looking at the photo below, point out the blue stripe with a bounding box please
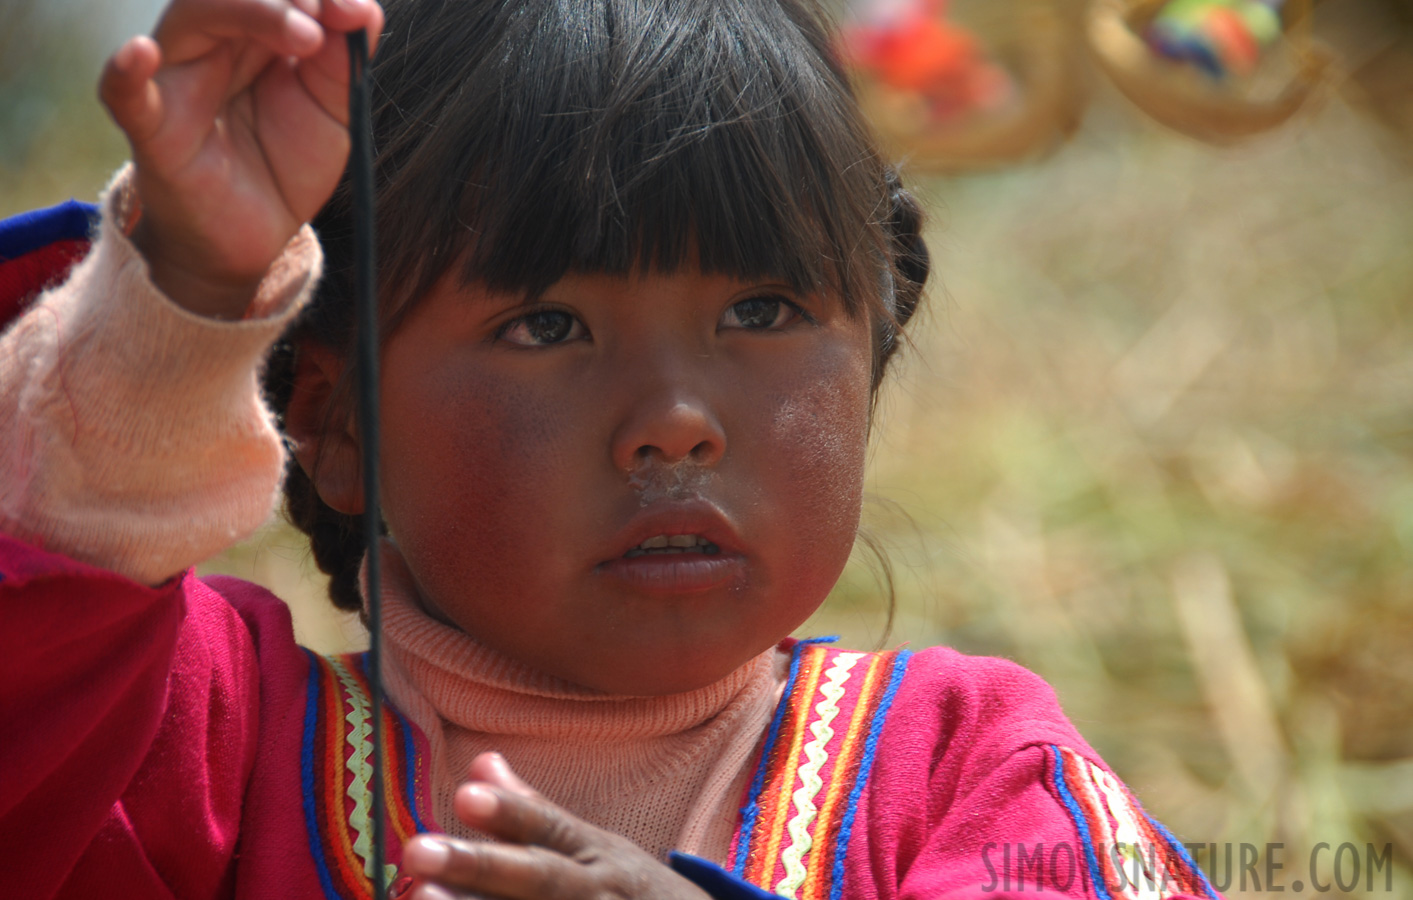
[827,649,911,900]
[301,650,343,900]
[1148,814,1219,900]
[1048,745,1114,900]
[397,711,429,834]
[731,637,834,876]
[352,651,430,836]
[671,852,787,900]
[0,200,96,261]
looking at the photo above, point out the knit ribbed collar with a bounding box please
[375,541,777,743]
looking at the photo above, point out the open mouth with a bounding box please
[622,534,721,558]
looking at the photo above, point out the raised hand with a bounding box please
[399,753,714,900]
[98,0,384,318]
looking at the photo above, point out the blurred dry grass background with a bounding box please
[4,0,1411,895]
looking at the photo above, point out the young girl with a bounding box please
[0,1,1220,899]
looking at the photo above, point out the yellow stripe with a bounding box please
[321,660,365,889]
[327,656,378,880]
[776,652,863,898]
[758,645,829,883]
[799,653,885,900]
[1090,761,1174,900]
[327,656,399,890]
[1066,751,1129,900]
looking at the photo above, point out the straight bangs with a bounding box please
[360,0,893,323]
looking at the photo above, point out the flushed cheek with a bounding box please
[379,365,587,614]
[753,348,872,601]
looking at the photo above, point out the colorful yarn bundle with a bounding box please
[1145,0,1286,78]
[843,0,1013,121]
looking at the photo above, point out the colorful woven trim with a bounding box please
[302,650,435,900]
[1047,745,1218,900]
[0,200,96,331]
[729,640,912,900]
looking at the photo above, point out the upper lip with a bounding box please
[604,499,744,561]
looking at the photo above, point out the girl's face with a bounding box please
[377,264,875,695]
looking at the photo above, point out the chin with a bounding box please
[557,643,769,697]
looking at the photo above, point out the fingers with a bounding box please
[466,752,540,799]
[318,0,386,55]
[290,0,385,127]
[455,782,589,855]
[142,0,385,126]
[154,0,325,62]
[404,835,580,900]
[100,36,166,145]
[152,0,383,65]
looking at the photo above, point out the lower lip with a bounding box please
[595,552,746,594]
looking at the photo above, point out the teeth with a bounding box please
[624,534,721,558]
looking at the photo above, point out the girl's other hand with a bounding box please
[98,0,384,318]
[400,753,713,900]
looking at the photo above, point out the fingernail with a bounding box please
[463,784,498,818]
[419,886,456,900]
[407,837,449,875]
[283,9,323,51]
[389,874,415,899]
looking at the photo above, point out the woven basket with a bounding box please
[856,3,1084,172]
[1086,0,1335,142]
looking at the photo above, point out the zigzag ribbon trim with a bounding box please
[327,656,398,889]
[731,644,912,900]
[1048,745,1218,900]
[776,652,863,898]
[326,656,379,881]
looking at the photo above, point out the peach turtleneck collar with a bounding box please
[370,541,788,861]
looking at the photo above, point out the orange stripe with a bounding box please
[318,659,369,898]
[346,656,419,852]
[744,646,821,886]
[311,661,357,899]
[799,652,885,900]
[753,644,829,888]
[326,662,373,897]
[1134,801,1199,895]
[1066,753,1123,897]
[382,712,417,844]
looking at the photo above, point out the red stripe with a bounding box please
[803,651,894,900]
[381,711,418,844]
[313,659,367,899]
[1135,807,1204,895]
[744,646,823,887]
[324,660,373,899]
[740,648,904,898]
[1063,752,1124,895]
[0,240,90,328]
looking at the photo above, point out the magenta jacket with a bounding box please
[0,533,1218,900]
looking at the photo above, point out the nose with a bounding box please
[610,384,726,472]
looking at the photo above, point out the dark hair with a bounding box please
[263,0,931,612]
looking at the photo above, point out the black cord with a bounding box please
[347,28,388,900]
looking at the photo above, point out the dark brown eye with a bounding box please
[722,295,799,330]
[498,310,585,346]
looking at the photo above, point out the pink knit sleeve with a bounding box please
[0,167,321,585]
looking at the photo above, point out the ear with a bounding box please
[284,341,364,516]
